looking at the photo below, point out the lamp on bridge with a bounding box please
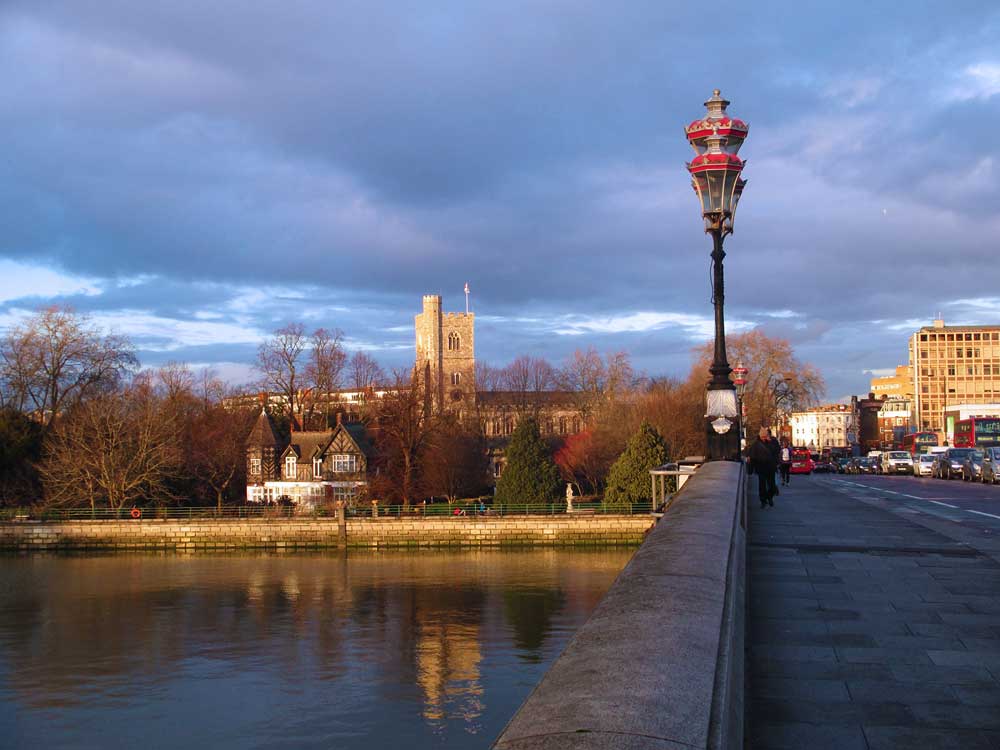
[733,361,749,451]
[685,89,749,461]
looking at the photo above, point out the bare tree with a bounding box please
[0,307,137,432]
[348,350,385,391]
[421,414,490,503]
[692,330,825,432]
[156,361,196,403]
[475,361,503,392]
[558,347,635,420]
[370,369,437,508]
[40,387,181,512]
[256,323,307,425]
[188,405,256,511]
[303,328,346,428]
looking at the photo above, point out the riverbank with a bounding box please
[0,515,655,551]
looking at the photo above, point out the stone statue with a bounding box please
[565,483,574,512]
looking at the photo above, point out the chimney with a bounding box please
[933,317,945,329]
[336,411,343,426]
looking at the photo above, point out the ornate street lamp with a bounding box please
[685,90,748,461]
[733,361,749,451]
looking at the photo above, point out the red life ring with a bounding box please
[130,507,142,519]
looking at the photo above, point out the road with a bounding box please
[809,471,1000,561]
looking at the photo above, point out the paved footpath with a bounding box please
[748,474,1000,749]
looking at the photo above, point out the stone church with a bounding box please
[244,293,585,502]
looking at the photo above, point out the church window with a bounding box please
[559,417,567,435]
[451,372,461,385]
[572,417,580,433]
[448,332,461,351]
[285,456,297,479]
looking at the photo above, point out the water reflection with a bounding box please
[0,549,632,750]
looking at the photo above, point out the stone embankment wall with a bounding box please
[0,516,655,551]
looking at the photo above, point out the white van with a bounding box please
[881,451,914,475]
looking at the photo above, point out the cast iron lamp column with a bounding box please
[733,362,749,451]
[685,90,749,461]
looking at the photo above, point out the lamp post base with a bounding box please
[705,415,742,461]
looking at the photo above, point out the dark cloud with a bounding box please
[2,1,999,399]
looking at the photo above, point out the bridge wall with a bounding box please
[493,460,747,749]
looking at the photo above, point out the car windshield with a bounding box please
[889,452,909,459]
[920,455,935,463]
[972,451,984,461]
[949,449,974,458]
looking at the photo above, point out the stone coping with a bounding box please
[493,460,747,749]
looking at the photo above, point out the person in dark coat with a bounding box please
[748,427,778,508]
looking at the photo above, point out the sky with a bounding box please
[2,1,999,400]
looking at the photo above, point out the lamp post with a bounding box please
[733,362,749,451]
[685,90,748,460]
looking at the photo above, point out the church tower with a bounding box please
[415,294,476,412]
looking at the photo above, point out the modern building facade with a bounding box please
[910,319,1000,433]
[870,365,914,400]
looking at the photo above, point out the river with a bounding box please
[0,549,633,749]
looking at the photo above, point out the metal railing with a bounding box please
[1,501,653,523]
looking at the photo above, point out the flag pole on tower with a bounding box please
[464,282,470,314]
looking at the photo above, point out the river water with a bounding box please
[0,549,633,749]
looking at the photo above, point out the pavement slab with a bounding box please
[748,475,1000,748]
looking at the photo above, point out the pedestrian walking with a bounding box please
[748,427,779,508]
[779,437,792,486]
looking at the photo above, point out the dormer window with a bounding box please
[285,456,297,479]
[250,458,261,475]
[448,332,461,351]
[313,457,323,478]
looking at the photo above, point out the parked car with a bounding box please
[961,450,985,482]
[813,459,836,473]
[913,453,936,477]
[790,448,814,474]
[934,448,979,480]
[849,457,873,474]
[882,451,914,475]
[981,447,1000,484]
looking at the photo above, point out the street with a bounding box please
[822,473,1000,534]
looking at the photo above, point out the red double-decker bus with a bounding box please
[953,417,1000,448]
[900,431,938,455]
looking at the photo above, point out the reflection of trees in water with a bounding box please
[501,588,566,662]
[0,549,628,726]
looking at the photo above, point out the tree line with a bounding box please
[1,307,824,510]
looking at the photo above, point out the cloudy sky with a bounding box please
[2,1,999,399]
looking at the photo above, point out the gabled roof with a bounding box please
[340,422,374,457]
[282,431,334,461]
[247,408,280,447]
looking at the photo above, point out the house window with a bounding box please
[333,485,357,501]
[285,456,297,479]
[451,372,461,385]
[332,454,358,473]
[250,458,261,475]
[448,332,461,351]
[313,457,323,478]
